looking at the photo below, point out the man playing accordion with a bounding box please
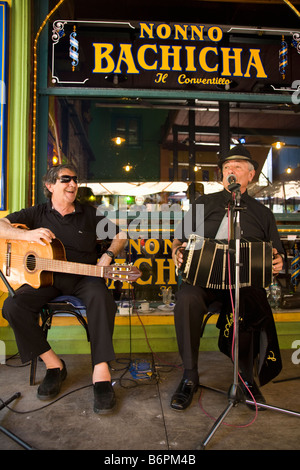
[171,144,284,411]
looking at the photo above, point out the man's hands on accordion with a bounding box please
[173,241,283,276]
[172,241,187,269]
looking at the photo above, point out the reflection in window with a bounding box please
[112,116,140,147]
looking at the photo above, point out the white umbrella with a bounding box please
[79,181,189,196]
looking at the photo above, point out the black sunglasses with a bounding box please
[58,175,78,184]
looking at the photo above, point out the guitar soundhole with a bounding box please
[26,254,36,272]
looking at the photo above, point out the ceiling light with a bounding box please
[123,163,133,172]
[112,136,125,145]
[104,73,128,85]
[273,141,285,149]
[216,80,238,91]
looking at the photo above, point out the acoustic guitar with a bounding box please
[0,238,141,292]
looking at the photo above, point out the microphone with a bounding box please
[227,174,236,185]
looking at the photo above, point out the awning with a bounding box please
[79,181,189,196]
[250,181,300,200]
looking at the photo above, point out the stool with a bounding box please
[29,295,89,385]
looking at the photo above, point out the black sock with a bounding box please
[183,368,199,384]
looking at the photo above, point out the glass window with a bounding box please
[112,115,141,147]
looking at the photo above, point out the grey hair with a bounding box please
[42,163,78,199]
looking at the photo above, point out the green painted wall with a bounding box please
[2,321,300,356]
[7,0,31,212]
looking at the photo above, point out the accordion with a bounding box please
[181,235,273,289]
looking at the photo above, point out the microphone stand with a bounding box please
[0,270,35,450]
[197,182,244,449]
[197,183,300,450]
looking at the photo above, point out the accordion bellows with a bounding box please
[181,235,273,289]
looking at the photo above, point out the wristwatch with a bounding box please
[105,250,115,260]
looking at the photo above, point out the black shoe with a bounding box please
[240,378,266,411]
[93,381,116,414]
[37,360,67,400]
[170,378,198,411]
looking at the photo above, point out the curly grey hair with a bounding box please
[42,164,78,199]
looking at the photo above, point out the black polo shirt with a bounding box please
[6,201,119,265]
[175,189,284,254]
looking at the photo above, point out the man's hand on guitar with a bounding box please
[97,253,113,267]
[0,219,55,246]
[25,228,56,246]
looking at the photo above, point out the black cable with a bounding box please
[1,279,180,414]
[0,384,92,415]
[4,353,30,368]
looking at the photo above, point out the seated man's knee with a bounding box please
[2,296,16,322]
[176,284,206,309]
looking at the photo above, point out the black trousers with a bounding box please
[174,283,220,376]
[174,283,273,383]
[2,273,117,367]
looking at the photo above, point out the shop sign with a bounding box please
[51,20,300,94]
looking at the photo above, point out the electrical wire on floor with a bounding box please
[109,272,184,388]
[198,388,259,429]
[4,352,32,369]
[119,283,172,450]
[0,384,93,415]
[0,285,179,414]
[2,284,258,429]
[109,285,160,389]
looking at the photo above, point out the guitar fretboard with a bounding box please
[35,257,104,277]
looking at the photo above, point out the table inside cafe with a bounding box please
[116,299,175,316]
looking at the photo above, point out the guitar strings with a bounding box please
[3,253,135,281]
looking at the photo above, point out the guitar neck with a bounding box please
[0,238,140,290]
[36,257,105,278]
